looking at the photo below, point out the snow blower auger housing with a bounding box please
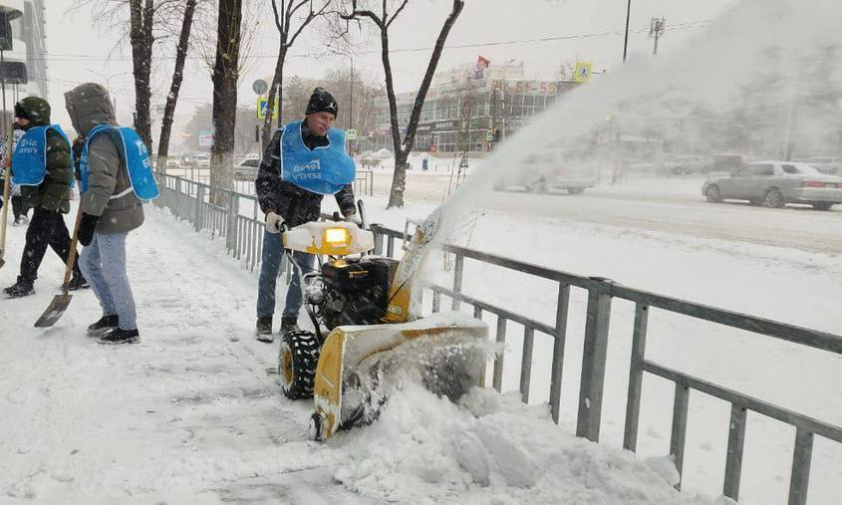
[276,213,488,441]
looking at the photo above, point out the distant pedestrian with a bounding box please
[3,97,86,298]
[65,82,159,345]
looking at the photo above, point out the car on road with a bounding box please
[494,152,597,195]
[233,157,261,181]
[165,158,180,169]
[702,161,842,210]
[195,153,211,169]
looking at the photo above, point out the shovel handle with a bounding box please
[62,202,85,293]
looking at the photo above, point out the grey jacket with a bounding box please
[65,83,144,234]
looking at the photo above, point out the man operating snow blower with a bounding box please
[254,87,359,343]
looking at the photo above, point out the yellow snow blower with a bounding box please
[277,208,488,440]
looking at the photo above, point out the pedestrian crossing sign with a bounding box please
[574,61,592,83]
[257,97,279,119]
[347,129,357,140]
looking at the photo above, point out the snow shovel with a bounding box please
[34,205,85,328]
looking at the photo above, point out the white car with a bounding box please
[195,153,211,169]
[702,161,842,210]
[233,157,261,181]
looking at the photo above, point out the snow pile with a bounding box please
[334,384,724,504]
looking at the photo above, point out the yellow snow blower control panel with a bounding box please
[283,221,375,256]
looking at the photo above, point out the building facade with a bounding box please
[369,60,581,154]
[0,0,48,109]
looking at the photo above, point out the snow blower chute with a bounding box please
[276,209,488,440]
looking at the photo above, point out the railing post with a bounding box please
[576,282,613,442]
[549,284,570,424]
[452,255,464,310]
[723,404,747,500]
[670,384,690,489]
[788,429,814,505]
[493,316,507,392]
[624,303,650,451]
[226,191,238,252]
[519,327,535,404]
[194,185,205,232]
[373,228,384,256]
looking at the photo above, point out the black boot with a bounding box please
[280,317,299,336]
[88,315,119,337]
[68,272,89,291]
[98,327,140,345]
[3,279,35,298]
[256,317,273,343]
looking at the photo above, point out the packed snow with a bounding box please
[0,203,728,503]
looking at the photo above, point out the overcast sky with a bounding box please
[43,0,738,137]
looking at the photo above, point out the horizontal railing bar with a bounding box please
[642,360,842,444]
[612,285,842,356]
[429,285,557,337]
[368,221,842,358]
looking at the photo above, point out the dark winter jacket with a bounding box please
[65,83,144,234]
[17,97,73,214]
[255,122,356,228]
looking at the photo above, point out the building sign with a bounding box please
[475,55,490,79]
[574,61,593,83]
[492,79,558,96]
[199,131,213,147]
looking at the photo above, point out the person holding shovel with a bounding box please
[65,83,158,345]
[2,97,87,298]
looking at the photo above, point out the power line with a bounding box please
[27,20,713,62]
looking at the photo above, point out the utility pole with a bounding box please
[649,17,666,55]
[349,55,354,157]
[623,0,632,62]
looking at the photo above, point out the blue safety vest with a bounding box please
[11,125,72,187]
[279,120,355,195]
[80,124,160,202]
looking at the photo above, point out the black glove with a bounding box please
[77,213,99,247]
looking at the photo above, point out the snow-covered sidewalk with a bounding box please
[0,205,722,504]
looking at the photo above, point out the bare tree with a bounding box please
[129,0,154,151]
[156,0,198,170]
[261,0,335,149]
[209,0,244,201]
[341,0,465,208]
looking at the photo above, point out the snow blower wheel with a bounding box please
[277,330,320,399]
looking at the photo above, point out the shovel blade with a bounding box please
[34,293,73,328]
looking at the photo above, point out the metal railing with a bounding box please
[152,172,842,504]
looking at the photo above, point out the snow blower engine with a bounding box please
[277,207,488,441]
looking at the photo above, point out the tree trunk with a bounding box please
[129,0,154,152]
[384,0,465,208]
[261,45,287,151]
[157,0,197,171]
[210,0,243,205]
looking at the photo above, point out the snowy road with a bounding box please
[0,205,722,504]
[369,171,842,255]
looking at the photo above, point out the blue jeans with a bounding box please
[79,232,137,331]
[257,229,315,320]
